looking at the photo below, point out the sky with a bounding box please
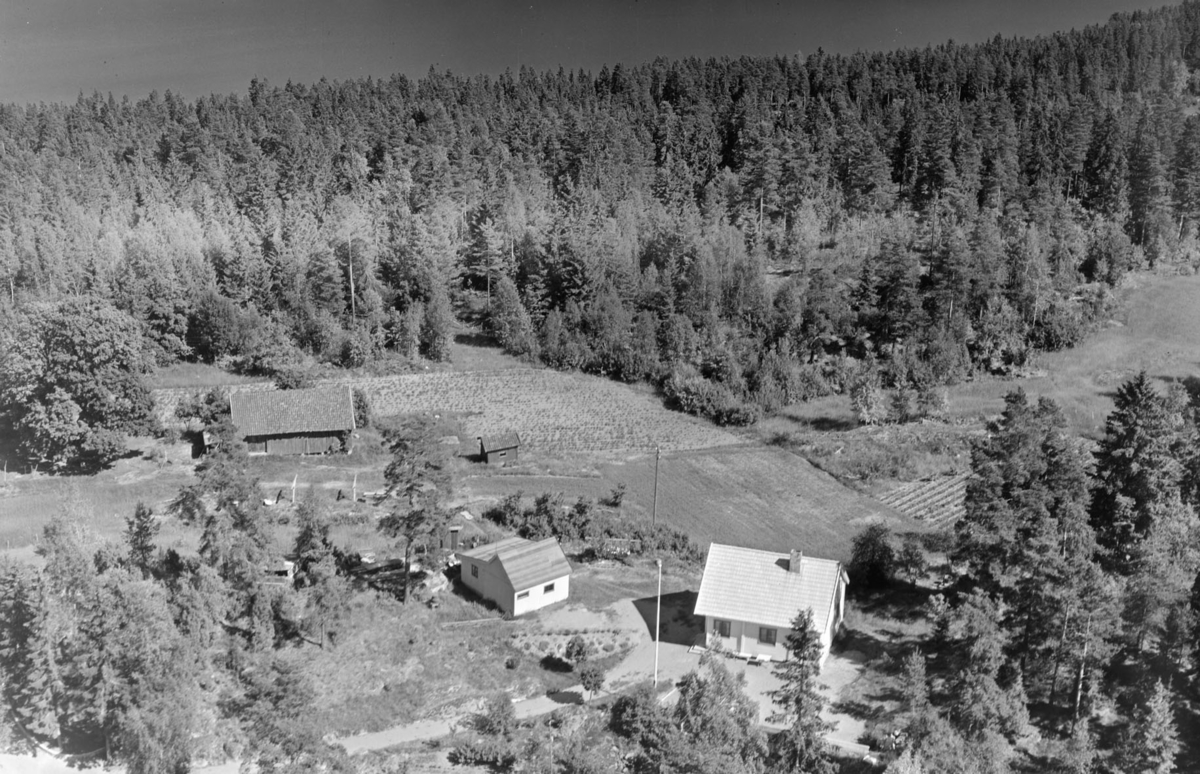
[0,0,1180,105]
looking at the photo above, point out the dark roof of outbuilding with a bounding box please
[481,433,521,452]
[229,386,355,437]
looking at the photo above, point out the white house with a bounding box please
[693,542,849,667]
[458,536,572,616]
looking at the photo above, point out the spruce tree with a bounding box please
[769,608,835,774]
[1091,372,1182,574]
[125,502,159,579]
[0,571,61,742]
[1123,680,1180,774]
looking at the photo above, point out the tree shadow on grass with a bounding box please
[540,654,573,673]
[632,590,702,646]
[546,688,584,705]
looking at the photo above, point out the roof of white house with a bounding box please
[693,543,848,633]
[458,536,571,591]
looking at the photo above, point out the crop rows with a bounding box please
[154,368,743,454]
[877,473,969,529]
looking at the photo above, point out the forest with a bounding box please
[8,4,1200,465]
[2,2,1200,773]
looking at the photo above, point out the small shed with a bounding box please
[458,536,571,616]
[229,386,355,455]
[480,433,521,466]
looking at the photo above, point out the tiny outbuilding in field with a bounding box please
[457,536,571,616]
[229,386,355,456]
[693,542,848,668]
[479,433,521,466]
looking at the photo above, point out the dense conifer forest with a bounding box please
[3,4,1200,773]
[7,3,1200,463]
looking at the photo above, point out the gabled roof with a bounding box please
[458,536,571,590]
[694,543,848,633]
[229,386,355,437]
[481,433,521,453]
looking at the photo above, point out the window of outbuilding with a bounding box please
[544,582,555,593]
[759,627,777,646]
[715,620,731,637]
[470,564,478,578]
[517,591,530,599]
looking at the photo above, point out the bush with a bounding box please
[896,537,928,585]
[476,693,516,737]
[274,367,316,390]
[449,734,517,768]
[579,662,605,698]
[175,387,230,426]
[339,330,372,368]
[565,635,591,666]
[352,388,372,429]
[661,365,760,427]
[848,523,895,590]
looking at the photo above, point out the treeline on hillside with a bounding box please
[7,5,1200,461]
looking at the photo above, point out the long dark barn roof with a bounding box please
[229,386,355,437]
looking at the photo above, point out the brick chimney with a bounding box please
[789,549,804,574]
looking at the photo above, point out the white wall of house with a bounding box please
[461,558,570,616]
[511,574,570,616]
[704,611,837,666]
[461,558,515,612]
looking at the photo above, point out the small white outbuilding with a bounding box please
[458,536,572,616]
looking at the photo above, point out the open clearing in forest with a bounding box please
[956,270,1200,438]
[458,445,916,563]
[155,367,744,454]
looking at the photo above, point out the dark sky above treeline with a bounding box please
[0,0,1177,104]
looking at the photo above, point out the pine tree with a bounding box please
[379,416,453,603]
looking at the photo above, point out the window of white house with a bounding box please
[517,591,530,599]
[544,582,555,593]
[470,564,478,578]
[715,620,731,637]
[758,627,777,646]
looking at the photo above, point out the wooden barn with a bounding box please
[480,433,521,466]
[229,386,355,455]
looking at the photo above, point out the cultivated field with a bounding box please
[155,368,745,454]
[876,473,969,529]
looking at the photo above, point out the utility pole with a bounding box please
[651,446,661,529]
[348,238,356,319]
[654,558,663,688]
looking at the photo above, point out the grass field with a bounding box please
[456,445,918,563]
[954,270,1200,439]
